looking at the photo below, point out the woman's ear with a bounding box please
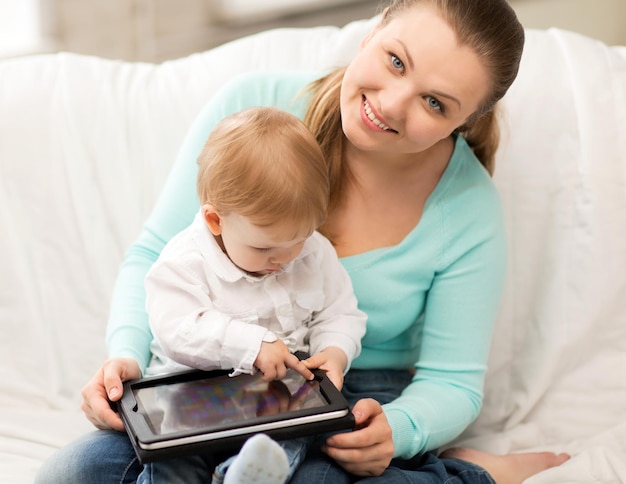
[202,204,222,235]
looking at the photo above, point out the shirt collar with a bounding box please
[191,211,317,283]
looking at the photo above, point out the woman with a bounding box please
[37,0,569,482]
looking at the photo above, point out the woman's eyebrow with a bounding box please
[394,38,415,69]
[432,90,461,108]
[393,38,461,108]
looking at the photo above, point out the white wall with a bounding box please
[0,0,43,57]
[3,0,625,61]
[27,0,380,62]
[509,0,626,45]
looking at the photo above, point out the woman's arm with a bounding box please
[105,89,239,371]
[104,71,319,372]
[323,209,506,474]
[306,233,367,368]
[383,157,507,458]
[325,148,507,472]
[82,71,320,428]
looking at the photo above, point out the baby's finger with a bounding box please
[257,363,277,382]
[286,354,315,380]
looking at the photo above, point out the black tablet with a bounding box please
[117,355,354,463]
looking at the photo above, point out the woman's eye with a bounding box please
[390,54,404,71]
[426,96,443,112]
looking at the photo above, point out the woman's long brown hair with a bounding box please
[304,0,525,217]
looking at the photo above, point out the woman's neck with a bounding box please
[343,137,453,189]
[324,137,454,257]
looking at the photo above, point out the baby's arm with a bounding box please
[146,249,267,374]
[306,233,367,381]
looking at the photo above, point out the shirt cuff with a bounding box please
[383,405,420,459]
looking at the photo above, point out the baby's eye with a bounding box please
[390,54,404,71]
[254,247,272,253]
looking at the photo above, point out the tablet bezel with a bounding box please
[117,356,354,463]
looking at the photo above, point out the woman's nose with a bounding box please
[380,86,412,121]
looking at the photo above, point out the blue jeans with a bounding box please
[34,429,143,484]
[35,370,495,483]
[289,369,495,483]
[290,451,495,484]
[136,435,312,483]
[34,429,228,484]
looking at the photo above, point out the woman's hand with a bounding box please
[80,357,141,431]
[322,398,394,477]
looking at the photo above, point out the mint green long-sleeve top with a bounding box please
[106,70,507,459]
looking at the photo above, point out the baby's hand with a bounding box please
[303,347,347,390]
[254,340,314,382]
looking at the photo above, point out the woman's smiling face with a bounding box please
[340,5,491,156]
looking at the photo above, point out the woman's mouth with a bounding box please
[362,96,397,133]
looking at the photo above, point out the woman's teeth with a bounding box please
[364,98,392,131]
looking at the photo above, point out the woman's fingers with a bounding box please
[323,398,395,476]
[80,357,141,431]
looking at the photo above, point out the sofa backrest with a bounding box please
[0,19,625,451]
[464,29,626,448]
[0,18,376,407]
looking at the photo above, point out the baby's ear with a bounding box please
[202,204,222,235]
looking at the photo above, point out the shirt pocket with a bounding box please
[294,291,325,326]
[215,304,259,326]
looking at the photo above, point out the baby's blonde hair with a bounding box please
[197,107,329,237]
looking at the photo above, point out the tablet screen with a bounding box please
[133,370,327,436]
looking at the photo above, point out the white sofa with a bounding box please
[1,16,625,484]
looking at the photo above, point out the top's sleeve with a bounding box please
[105,71,318,372]
[384,178,507,458]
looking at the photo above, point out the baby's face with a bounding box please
[217,212,310,277]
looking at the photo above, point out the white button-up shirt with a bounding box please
[145,213,366,376]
